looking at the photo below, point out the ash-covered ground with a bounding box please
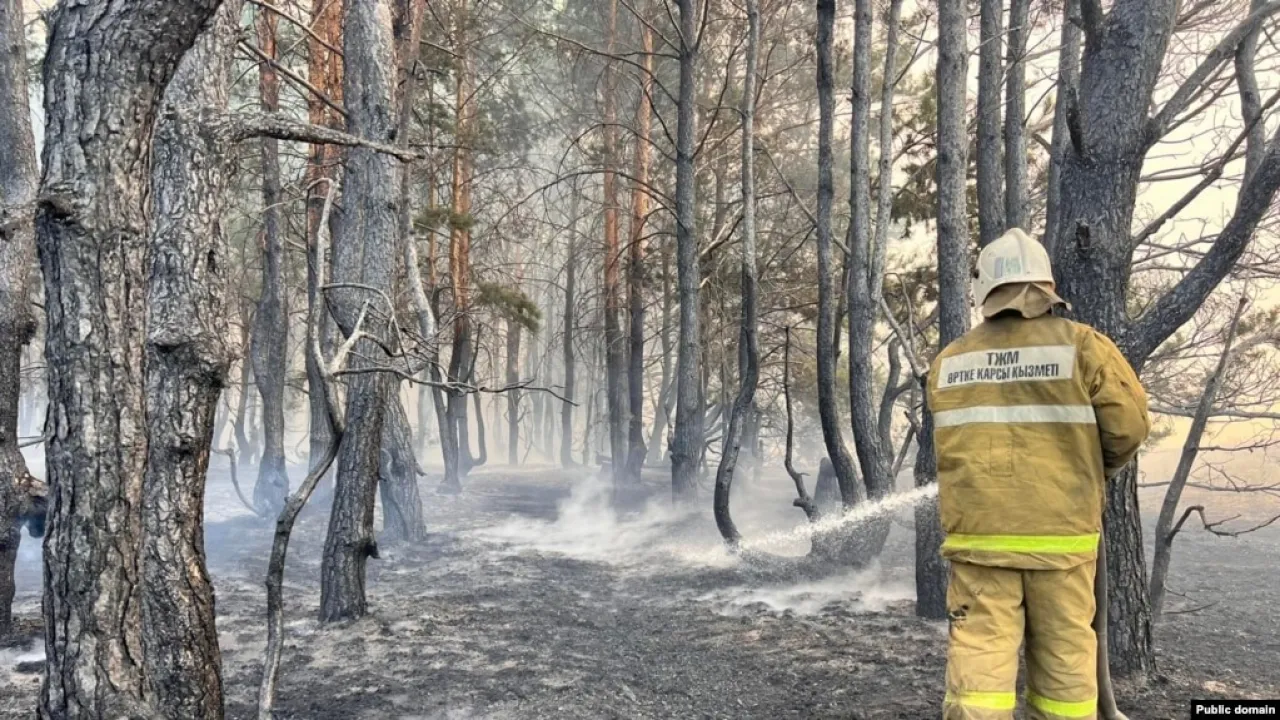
[3,463,1278,719]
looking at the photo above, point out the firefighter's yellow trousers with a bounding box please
[943,561,1098,720]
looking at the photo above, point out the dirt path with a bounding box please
[3,466,1277,718]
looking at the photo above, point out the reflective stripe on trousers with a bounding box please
[943,561,1099,720]
[942,533,1100,555]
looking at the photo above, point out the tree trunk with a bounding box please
[977,0,1005,246]
[379,396,427,543]
[846,0,893,508]
[36,1,222,716]
[319,0,403,623]
[815,0,864,511]
[916,0,972,620]
[670,0,703,504]
[712,0,759,546]
[602,0,628,485]
[305,0,344,474]
[506,318,521,465]
[441,0,475,493]
[252,1,291,516]
[140,4,245,716]
[1043,0,1080,255]
[624,22,655,483]
[561,192,579,467]
[235,329,253,462]
[0,0,40,639]
[1004,0,1030,230]
[647,250,675,463]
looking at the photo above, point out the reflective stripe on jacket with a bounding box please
[927,314,1151,570]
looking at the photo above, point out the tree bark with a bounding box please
[36,1,223,716]
[561,190,579,467]
[846,0,896,507]
[379,396,427,543]
[319,0,403,623]
[251,0,291,516]
[624,22,655,483]
[441,0,475,493]
[1043,0,1081,255]
[815,0,864,511]
[977,0,1005,246]
[1004,0,1030,230]
[379,0,429,545]
[305,0,344,475]
[0,0,40,638]
[916,0,972,620]
[713,0,759,546]
[602,0,628,484]
[1050,0,1280,679]
[506,317,521,465]
[647,250,675,463]
[140,4,244,716]
[670,0,703,504]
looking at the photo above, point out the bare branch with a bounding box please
[1145,1,1280,145]
[232,112,421,161]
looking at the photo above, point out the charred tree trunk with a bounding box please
[319,0,403,623]
[977,0,1005,246]
[36,1,223,716]
[1004,0,1030,229]
[712,0,759,546]
[1043,0,1080,255]
[305,0,344,474]
[1052,0,1280,679]
[252,1,290,516]
[379,396,427,543]
[624,23,655,482]
[916,0,972,620]
[815,0,863,511]
[602,0,628,484]
[235,327,253,462]
[647,250,675,463]
[670,0,703,504]
[140,4,245,715]
[561,193,579,467]
[378,0,429,544]
[846,0,895,511]
[0,0,40,639]
[506,318,521,465]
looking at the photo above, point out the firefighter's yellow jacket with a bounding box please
[927,313,1151,571]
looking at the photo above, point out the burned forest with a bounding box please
[4,0,1280,718]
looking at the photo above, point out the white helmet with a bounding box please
[973,227,1057,307]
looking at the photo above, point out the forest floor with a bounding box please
[3,462,1278,719]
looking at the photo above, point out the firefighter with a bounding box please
[927,228,1151,720]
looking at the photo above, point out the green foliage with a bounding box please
[415,206,452,232]
[476,281,543,333]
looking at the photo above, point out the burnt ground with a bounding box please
[3,464,1278,719]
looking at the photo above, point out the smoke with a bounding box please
[702,566,915,616]
[474,468,933,615]
[474,468,736,568]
